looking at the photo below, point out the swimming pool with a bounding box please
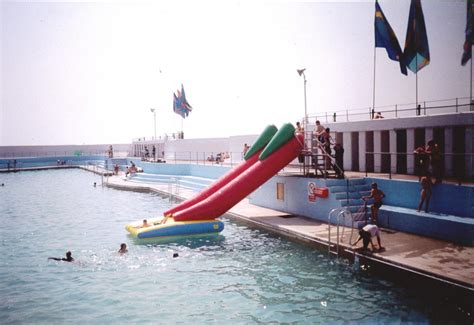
[0,169,471,323]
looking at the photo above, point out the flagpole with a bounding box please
[416,70,418,109]
[415,0,418,110]
[471,53,473,110]
[372,46,377,119]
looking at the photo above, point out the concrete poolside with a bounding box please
[97,167,474,294]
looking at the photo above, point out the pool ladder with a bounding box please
[328,208,354,258]
[168,177,181,203]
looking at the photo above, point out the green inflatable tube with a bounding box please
[244,124,278,160]
[259,123,296,160]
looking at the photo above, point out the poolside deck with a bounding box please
[97,167,474,294]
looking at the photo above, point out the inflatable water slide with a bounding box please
[126,123,304,239]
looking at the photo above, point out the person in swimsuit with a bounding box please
[48,251,74,262]
[118,243,128,254]
[141,219,150,228]
[363,183,385,225]
[418,173,433,213]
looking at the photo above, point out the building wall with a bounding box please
[0,144,132,158]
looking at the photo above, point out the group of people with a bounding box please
[414,139,442,184]
[142,145,157,161]
[48,244,129,263]
[351,182,386,252]
[207,152,230,163]
[125,161,138,177]
[295,120,345,178]
[414,139,442,213]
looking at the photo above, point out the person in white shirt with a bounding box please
[352,224,383,251]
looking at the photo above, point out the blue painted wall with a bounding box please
[366,178,474,219]
[0,156,104,168]
[249,176,338,223]
[138,162,228,180]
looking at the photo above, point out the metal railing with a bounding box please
[137,151,247,168]
[0,150,129,159]
[308,98,473,124]
[328,208,353,258]
[364,151,473,185]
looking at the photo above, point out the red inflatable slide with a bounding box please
[171,130,303,221]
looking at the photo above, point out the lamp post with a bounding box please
[150,108,157,140]
[297,69,307,132]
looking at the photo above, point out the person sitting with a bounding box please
[374,112,384,119]
[352,224,383,252]
[207,154,214,162]
[118,243,128,254]
[49,251,74,262]
[125,162,138,177]
[141,219,150,228]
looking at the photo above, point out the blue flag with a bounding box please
[173,84,193,119]
[403,0,430,73]
[461,0,472,66]
[375,1,407,75]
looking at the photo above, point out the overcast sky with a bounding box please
[0,0,470,145]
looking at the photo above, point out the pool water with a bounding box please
[0,169,471,323]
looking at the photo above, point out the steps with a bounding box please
[128,173,214,192]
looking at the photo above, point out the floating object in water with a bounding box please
[125,217,224,239]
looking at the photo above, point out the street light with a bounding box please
[150,108,157,140]
[297,68,308,136]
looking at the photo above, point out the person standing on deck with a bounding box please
[363,183,385,225]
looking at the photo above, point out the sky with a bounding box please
[0,0,471,146]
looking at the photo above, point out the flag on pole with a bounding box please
[173,84,193,118]
[374,0,407,75]
[403,0,430,73]
[461,0,473,66]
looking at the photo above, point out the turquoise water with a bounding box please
[0,169,471,323]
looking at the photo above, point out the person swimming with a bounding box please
[118,243,128,254]
[48,251,74,262]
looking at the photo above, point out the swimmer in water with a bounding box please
[118,243,128,254]
[141,219,150,228]
[48,251,74,262]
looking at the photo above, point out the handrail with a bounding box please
[301,133,344,179]
[364,151,473,185]
[328,207,352,258]
[308,97,473,124]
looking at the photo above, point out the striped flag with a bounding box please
[403,0,430,73]
[461,0,473,66]
[374,0,407,75]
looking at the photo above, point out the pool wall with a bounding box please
[137,161,231,180]
[365,178,473,219]
[0,156,105,169]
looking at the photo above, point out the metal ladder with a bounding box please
[168,177,180,203]
[328,208,355,258]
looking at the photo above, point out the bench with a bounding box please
[378,205,474,246]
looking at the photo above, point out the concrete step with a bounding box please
[335,192,362,200]
[340,198,365,207]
